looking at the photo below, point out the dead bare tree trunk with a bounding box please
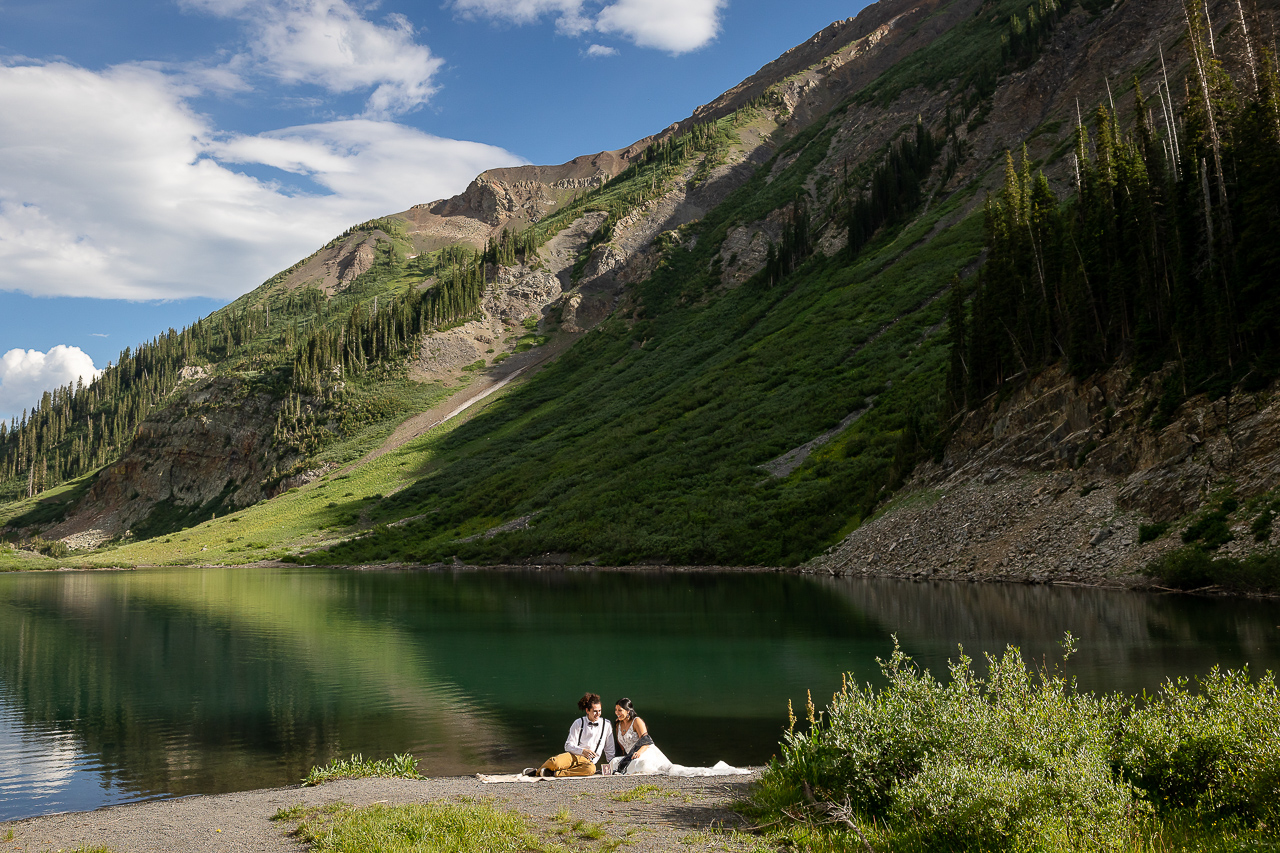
[1186,0,1233,244]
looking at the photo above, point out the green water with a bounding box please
[1,566,1279,820]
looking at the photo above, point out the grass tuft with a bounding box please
[271,803,308,821]
[303,752,425,786]
[609,783,663,803]
[284,801,570,853]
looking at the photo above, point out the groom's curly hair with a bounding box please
[578,692,602,712]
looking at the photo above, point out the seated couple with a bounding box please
[526,692,749,778]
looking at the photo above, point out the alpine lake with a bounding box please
[2,565,1279,820]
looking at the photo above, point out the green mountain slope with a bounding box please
[5,0,1273,571]
[315,163,982,566]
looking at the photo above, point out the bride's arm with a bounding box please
[632,718,651,758]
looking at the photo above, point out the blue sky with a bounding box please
[0,0,866,421]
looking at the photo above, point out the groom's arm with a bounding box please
[602,723,617,762]
[564,719,585,756]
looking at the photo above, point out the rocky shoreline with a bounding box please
[805,365,1280,595]
[803,469,1171,588]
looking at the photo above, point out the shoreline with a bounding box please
[8,557,1275,599]
[0,772,763,853]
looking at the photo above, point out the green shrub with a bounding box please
[1116,667,1280,822]
[1148,546,1216,588]
[1138,521,1169,544]
[1146,546,1280,593]
[1250,500,1280,542]
[756,642,1280,852]
[20,536,70,559]
[759,641,1136,852]
[1182,511,1233,549]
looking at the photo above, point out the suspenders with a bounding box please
[581,715,607,757]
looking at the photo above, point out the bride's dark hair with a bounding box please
[615,698,637,720]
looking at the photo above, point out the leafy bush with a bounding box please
[1148,546,1217,588]
[1146,547,1280,593]
[1249,499,1280,542]
[20,536,70,559]
[1117,668,1280,823]
[756,642,1280,852]
[1137,521,1169,544]
[759,641,1136,852]
[1181,511,1234,549]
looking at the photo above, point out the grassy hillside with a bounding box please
[0,0,1077,566]
[0,110,983,571]
[308,121,985,566]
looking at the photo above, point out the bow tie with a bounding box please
[587,721,599,727]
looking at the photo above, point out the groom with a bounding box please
[531,692,616,777]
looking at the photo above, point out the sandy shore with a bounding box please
[1,772,766,853]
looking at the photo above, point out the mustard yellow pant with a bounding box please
[540,752,596,777]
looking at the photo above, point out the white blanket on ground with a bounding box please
[476,773,581,783]
[476,761,751,783]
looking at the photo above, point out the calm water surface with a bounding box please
[2,566,1279,820]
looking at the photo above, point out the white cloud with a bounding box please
[596,0,724,53]
[586,44,619,57]
[452,0,593,36]
[453,0,722,53]
[0,346,101,419]
[214,120,528,210]
[182,0,443,117]
[0,61,525,301]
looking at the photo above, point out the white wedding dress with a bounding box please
[610,720,750,777]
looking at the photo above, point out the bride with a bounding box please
[609,698,749,777]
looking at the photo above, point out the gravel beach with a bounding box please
[1,772,767,853]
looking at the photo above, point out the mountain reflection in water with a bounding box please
[1,567,1278,820]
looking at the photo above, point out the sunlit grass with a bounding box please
[26,371,528,570]
[0,545,57,571]
[0,475,95,527]
[751,815,1280,853]
[609,783,664,803]
[283,801,575,853]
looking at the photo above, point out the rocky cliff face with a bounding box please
[46,374,289,549]
[806,365,1280,587]
[267,0,1032,293]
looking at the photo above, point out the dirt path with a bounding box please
[340,209,625,478]
[338,330,583,475]
[1,773,767,853]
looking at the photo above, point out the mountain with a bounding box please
[2,0,1279,591]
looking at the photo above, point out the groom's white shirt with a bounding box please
[565,715,616,762]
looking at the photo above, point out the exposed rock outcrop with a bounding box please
[411,264,565,383]
[807,366,1280,587]
[45,375,287,548]
[330,238,377,286]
